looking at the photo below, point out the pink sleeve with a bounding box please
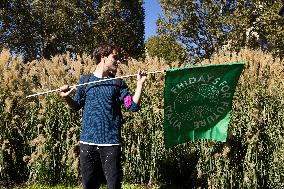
[123,95,132,108]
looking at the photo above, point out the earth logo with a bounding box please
[167,75,232,131]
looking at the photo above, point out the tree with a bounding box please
[223,0,284,58]
[157,0,230,62]
[145,35,187,64]
[0,0,144,61]
[157,0,284,62]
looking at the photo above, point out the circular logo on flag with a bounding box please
[174,83,221,123]
[165,75,232,130]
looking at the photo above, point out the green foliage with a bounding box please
[15,185,81,189]
[223,0,284,59]
[157,0,284,61]
[157,0,229,62]
[145,35,187,65]
[0,0,145,61]
[13,183,146,189]
[1,49,284,188]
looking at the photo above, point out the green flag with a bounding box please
[164,62,245,149]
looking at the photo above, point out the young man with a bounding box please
[59,44,147,189]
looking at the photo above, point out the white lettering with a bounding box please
[217,107,225,114]
[165,105,172,112]
[207,75,215,82]
[221,102,229,107]
[222,93,231,98]
[221,85,230,92]
[176,82,184,89]
[212,78,221,85]
[213,112,221,119]
[174,121,181,129]
[171,87,178,94]
[219,81,227,86]
[188,77,196,85]
[184,80,189,86]
[207,115,215,124]
[198,75,206,83]
[194,120,206,129]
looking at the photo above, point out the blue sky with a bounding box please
[143,0,163,41]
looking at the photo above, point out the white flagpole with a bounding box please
[26,70,164,98]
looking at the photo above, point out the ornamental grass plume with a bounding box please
[1,48,284,187]
[0,49,10,74]
[196,48,284,188]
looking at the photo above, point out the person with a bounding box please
[59,43,147,189]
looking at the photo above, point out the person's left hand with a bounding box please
[137,69,147,85]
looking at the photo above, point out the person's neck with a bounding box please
[93,63,109,78]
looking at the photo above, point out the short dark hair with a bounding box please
[93,43,120,64]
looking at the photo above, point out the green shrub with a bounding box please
[0,49,283,188]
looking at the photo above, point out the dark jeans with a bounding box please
[80,143,122,189]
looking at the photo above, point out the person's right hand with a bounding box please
[59,85,75,97]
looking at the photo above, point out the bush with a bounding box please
[0,49,283,188]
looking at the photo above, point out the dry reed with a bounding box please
[0,48,283,188]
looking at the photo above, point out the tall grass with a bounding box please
[0,48,283,188]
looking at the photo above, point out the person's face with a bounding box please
[103,50,120,72]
